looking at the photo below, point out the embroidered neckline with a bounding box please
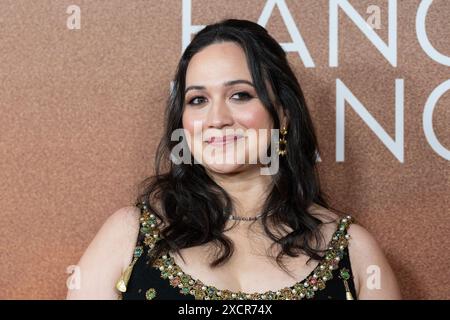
[136,202,354,300]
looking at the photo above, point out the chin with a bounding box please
[203,162,247,174]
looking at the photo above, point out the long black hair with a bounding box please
[135,18,346,276]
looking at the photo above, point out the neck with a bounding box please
[206,165,273,219]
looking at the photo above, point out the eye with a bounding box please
[231,91,254,101]
[186,96,207,106]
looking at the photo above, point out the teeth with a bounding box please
[208,135,241,143]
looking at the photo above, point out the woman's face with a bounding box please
[181,41,280,174]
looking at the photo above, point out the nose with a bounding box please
[204,98,234,129]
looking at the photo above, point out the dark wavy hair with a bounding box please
[135,18,346,276]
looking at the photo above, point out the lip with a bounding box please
[206,135,244,146]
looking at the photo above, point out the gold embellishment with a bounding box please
[114,202,158,294]
[115,246,144,293]
[339,267,354,300]
[276,126,288,156]
[346,290,354,300]
[137,201,355,300]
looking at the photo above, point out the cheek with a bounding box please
[181,111,192,133]
[235,105,272,129]
[181,110,204,153]
[236,105,273,158]
[182,110,201,138]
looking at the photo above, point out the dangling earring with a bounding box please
[277,126,288,156]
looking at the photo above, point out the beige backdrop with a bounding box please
[0,0,449,299]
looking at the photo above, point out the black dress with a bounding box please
[117,203,358,300]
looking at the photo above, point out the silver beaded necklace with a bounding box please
[228,212,265,221]
[225,208,274,221]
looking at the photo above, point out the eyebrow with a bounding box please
[184,79,254,94]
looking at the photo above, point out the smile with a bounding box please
[206,135,244,146]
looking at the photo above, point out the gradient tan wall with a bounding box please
[0,0,448,299]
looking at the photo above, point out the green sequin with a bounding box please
[182,287,190,294]
[134,246,143,257]
[140,226,150,234]
[340,268,351,281]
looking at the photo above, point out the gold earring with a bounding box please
[277,126,288,156]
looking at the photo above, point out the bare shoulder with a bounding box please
[88,205,141,258]
[108,205,141,239]
[308,204,401,299]
[66,205,141,299]
[346,222,402,299]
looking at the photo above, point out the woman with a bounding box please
[67,19,401,300]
